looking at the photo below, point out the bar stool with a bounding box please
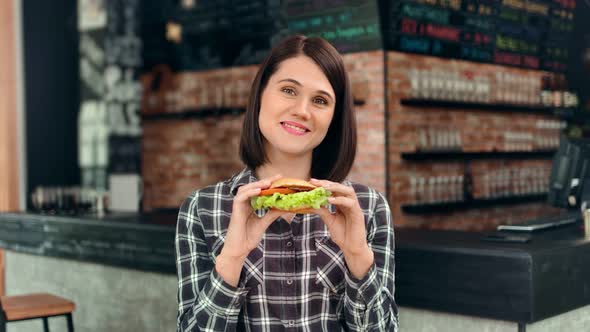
[0,250,75,332]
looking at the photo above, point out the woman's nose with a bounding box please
[292,99,311,119]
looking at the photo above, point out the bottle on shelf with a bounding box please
[540,75,553,107]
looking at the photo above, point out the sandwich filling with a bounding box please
[250,187,331,211]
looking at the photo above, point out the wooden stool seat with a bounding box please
[1,293,75,321]
[0,251,74,331]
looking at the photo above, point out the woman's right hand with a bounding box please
[218,174,285,267]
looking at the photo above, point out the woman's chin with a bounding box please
[273,146,313,158]
[262,136,317,157]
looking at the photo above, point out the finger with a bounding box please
[235,187,263,203]
[327,196,357,211]
[309,178,332,187]
[237,174,283,193]
[310,179,355,198]
[312,207,337,228]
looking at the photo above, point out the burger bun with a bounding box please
[270,178,316,191]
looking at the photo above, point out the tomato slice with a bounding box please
[259,188,297,196]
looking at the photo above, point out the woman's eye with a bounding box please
[314,97,328,105]
[281,87,296,96]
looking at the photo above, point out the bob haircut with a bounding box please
[239,35,357,182]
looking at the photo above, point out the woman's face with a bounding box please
[258,55,336,158]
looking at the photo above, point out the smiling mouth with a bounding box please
[281,122,310,133]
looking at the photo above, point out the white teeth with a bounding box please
[283,123,306,132]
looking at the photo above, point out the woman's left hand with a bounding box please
[309,179,371,258]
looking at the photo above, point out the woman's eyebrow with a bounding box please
[277,78,334,101]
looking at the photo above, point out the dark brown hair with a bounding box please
[239,35,357,182]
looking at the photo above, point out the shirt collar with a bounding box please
[229,167,259,196]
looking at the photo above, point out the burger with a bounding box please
[250,178,332,213]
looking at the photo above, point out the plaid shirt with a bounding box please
[175,167,399,331]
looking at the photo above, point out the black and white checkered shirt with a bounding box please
[175,167,399,331]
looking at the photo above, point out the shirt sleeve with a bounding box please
[342,191,399,331]
[175,193,249,332]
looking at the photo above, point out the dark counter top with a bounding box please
[395,223,590,323]
[0,211,177,274]
[2,211,589,323]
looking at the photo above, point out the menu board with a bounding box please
[142,0,576,72]
[141,0,382,71]
[285,0,382,53]
[384,0,576,71]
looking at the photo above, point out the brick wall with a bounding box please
[141,50,564,231]
[142,115,245,211]
[343,51,386,194]
[386,52,563,230]
[141,51,387,211]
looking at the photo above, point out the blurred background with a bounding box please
[1,0,590,331]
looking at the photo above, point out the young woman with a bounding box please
[175,35,398,331]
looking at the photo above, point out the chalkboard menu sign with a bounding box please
[285,0,382,53]
[384,0,576,71]
[142,0,576,72]
[141,0,381,71]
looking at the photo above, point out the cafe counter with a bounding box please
[0,211,178,332]
[0,211,177,273]
[1,212,589,331]
[395,224,590,331]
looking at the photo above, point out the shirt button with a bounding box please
[286,241,292,247]
[288,320,295,326]
[286,279,293,285]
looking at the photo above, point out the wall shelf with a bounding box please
[401,193,548,214]
[400,98,556,113]
[401,150,557,161]
[401,98,590,124]
[400,98,590,120]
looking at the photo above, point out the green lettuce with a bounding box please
[250,187,331,210]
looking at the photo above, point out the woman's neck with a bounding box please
[255,147,313,181]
